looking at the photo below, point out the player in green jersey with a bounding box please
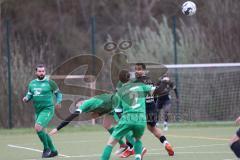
[49,93,134,151]
[23,64,62,158]
[48,82,135,157]
[101,70,157,160]
[48,93,116,134]
[102,80,136,157]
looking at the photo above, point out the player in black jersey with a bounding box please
[230,116,240,158]
[155,74,179,131]
[133,63,174,156]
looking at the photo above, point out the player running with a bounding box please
[155,73,179,131]
[101,69,158,160]
[229,116,240,158]
[23,64,62,158]
[123,63,174,157]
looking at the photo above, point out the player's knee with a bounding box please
[147,125,157,133]
[34,124,43,132]
[102,122,111,130]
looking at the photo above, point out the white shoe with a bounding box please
[115,145,128,155]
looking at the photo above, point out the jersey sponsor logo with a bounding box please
[41,83,46,87]
[129,86,140,91]
[33,88,42,96]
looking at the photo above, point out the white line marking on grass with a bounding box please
[146,151,232,155]
[18,140,104,146]
[149,143,226,151]
[168,134,229,141]
[37,151,232,159]
[61,154,101,158]
[7,144,70,158]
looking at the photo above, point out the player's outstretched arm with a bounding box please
[49,110,81,136]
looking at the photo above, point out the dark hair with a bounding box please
[35,64,45,71]
[135,63,146,70]
[119,70,130,83]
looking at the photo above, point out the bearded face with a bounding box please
[36,67,46,80]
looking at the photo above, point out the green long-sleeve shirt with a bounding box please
[25,77,62,113]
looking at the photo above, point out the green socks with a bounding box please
[126,132,135,146]
[37,131,56,152]
[134,140,142,160]
[46,133,57,152]
[101,145,113,160]
[134,139,142,155]
[37,131,49,150]
[107,127,114,134]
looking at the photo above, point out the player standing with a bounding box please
[155,74,179,131]
[229,116,240,158]
[23,64,62,158]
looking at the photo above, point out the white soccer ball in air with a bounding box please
[182,1,197,16]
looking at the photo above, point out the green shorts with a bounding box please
[112,123,146,140]
[35,107,54,128]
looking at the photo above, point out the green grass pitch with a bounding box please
[0,122,238,160]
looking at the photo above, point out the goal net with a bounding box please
[49,63,240,124]
[148,63,240,122]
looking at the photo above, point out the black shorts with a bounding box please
[156,98,171,110]
[236,128,240,137]
[146,102,158,127]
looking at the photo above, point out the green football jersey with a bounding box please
[116,81,123,91]
[77,93,114,115]
[116,82,154,125]
[25,77,62,112]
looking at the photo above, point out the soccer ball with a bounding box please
[182,1,197,16]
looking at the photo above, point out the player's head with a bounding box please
[35,64,46,80]
[135,63,146,78]
[119,70,130,83]
[159,73,170,82]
